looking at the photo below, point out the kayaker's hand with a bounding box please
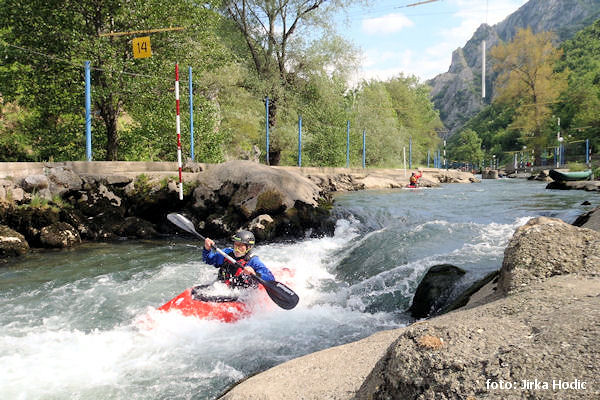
[243,266,256,275]
[204,238,214,250]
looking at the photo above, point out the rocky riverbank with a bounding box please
[219,214,600,400]
[0,161,477,259]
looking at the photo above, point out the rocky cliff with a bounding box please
[428,0,600,135]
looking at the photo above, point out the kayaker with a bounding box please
[408,170,423,188]
[203,230,275,288]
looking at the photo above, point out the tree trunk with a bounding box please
[99,103,119,161]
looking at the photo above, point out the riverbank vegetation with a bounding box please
[0,0,441,168]
[1,2,598,170]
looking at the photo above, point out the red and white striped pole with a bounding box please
[175,63,183,200]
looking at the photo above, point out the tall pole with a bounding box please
[346,120,350,168]
[265,96,270,165]
[409,136,412,169]
[443,140,447,169]
[586,139,590,166]
[298,115,302,167]
[482,40,486,99]
[362,129,366,169]
[175,63,183,200]
[427,150,430,168]
[84,61,92,161]
[189,66,194,161]
[403,146,406,176]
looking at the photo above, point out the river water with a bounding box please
[0,179,597,399]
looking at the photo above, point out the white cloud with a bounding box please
[362,13,414,35]
[351,48,447,85]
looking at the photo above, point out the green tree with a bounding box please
[350,80,405,167]
[223,0,359,163]
[490,28,568,165]
[448,129,483,164]
[556,19,600,151]
[0,0,229,161]
[383,75,442,164]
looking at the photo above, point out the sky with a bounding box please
[337,0,529,84]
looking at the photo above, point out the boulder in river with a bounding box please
[0,225,29,256]
[572,206,600,232]
[192,160,330,239]
[39,222,81,248]
[408,264,466,319]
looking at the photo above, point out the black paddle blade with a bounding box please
[167,213,204,239]
[253,275,299,310]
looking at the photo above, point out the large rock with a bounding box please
[498,217,600,294]
[39,222,81,248]
[3,206,61,246]
[546,180,600,192]
[408,264,466,319]
[21,174,50,192]
[573,206,600,232]
[355,275,600,400]
[219,329,402,400]
[115,217,158,239]
[0,225,29,256]
[194,160,321,214]
[192,161,328,238]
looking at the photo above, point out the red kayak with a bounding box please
[158,284,265,323]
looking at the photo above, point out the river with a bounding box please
[0,178,597,399]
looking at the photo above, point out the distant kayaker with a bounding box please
[203,230,275,288]
[408,170,423,188]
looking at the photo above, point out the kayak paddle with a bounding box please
[167,213,299,310]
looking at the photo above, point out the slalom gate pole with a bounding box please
[175,63,183,200]
[189,66,194,161]
[84,61,92,161]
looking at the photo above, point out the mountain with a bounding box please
[428,0,600,136]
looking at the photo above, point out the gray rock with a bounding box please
[191,161,326,239]
[481,170,499,179]
[97,184,121,207]
[39,222,81,248]
[498,217,600,294]
[246,214,275,242]
[21,174,50,192]
[116,217,157,239]
[355,275,600,400]
[546,180,600,192]
[183,159,203,173]
[0,225,29,256]
[8,187,25,202]
[409,264,466,319]
[46,166,83,196]
[573,207,600,232]
[194,161,320,217]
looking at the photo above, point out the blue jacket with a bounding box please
[202,248,275,281]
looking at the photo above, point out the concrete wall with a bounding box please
[0,161,183,179]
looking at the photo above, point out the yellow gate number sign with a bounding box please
[133,36,152,58]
